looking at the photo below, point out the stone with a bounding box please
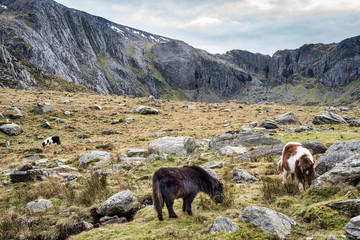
[9,107,23,119]
[3,140,10,148]
[41,120,51,129]
[127,149,148,157]
[33,102,51,114]
[327,235,338,240]
[102,130,115,135]
[58,173,78,181]
[136,106,159,114]
[64,111,71,115]
[145,153,159,163]
[312,111,347,125]
[10,168,53,183]
[239,206,296,239]
[124,118,134,124]
[0,113,4,119]
[249,121,258,128]
[159,153,168,160]
[233,168,258,184]
[78,151,110,167]
[328,199,360,217]
[183,105,196,109]
[315,140,360,176]
[259,119,278,129]
[217,146,246,156]
[208,130,282,151]
[148,136,198,156]
[0,123,22,136]
[275,112,301,125]
[312,155,360,189]
[210,216,239,234]
[346,216,360,240]
[100,215,127,225]
[121,157,146,165]
[97,190,139,217]
[56,118,64,123]
[34,159,48,165]
[202,161,223,169]
[89,105,102,110]
[205,168,220,179]
[25,199,53,212]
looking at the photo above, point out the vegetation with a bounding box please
[0,89,359,239]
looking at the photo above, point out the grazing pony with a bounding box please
[278,142,315,192]
[152,165,224,221]
[42,136,61,147]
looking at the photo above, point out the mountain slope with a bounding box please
[0,0,359,105]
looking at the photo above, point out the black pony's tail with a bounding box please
[152,176,164,220]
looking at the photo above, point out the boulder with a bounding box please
[145,153,159,163]
[312,155,360,188]
[127,149,148,157]
[33,102,51,114]
[148,136,197,156]
[202,161,223,169]
[205,168,220,179]
[9,107,23,119]
[235,141,326,162]
[10,168,54,183]
[328,199,360,217]
[239,206,296,239]
[41,120,51,129]
[78,151,110,167]
[216,146,246,156]
[25,199,53,212]
[275,112,301,125]
[136,106,158,114]
[0,123,22,136]
[259,119,278,129]
[312,111,347,125]
[208,130,282,151]
[124,118,135,124]
[210,216,239,234]
[233,168,258,184]
[315,140,360,176]
[346,215,360,240]
[294,126,317,132]
[3,140,10,148]
[96,190,139,217]
[89,105,102,110]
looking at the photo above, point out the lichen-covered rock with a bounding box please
[239,206,296,239]
[96,190,139,217]
[148,136,197,156]
[259,119,278,129]
[275,112,301,125]
[346,216,360,240]
[209,130,282,150]
[9,107,24,119]
[127,149,148,157]
[33,102,51,114]
[313,111,347,125]
[210,216,238,234]
[25,199,53,212]
[136,106,158,114]
[0,123,22,136]
[89,105,102,110]
[216,146,246,156]
[202,161,223,169]
[233,168,258,184]
[315,140,360,176]
[78,151,110,167]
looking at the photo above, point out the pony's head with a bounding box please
[300,155,315,185]
[212,181,224,203]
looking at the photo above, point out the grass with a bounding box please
[0,89,359,239]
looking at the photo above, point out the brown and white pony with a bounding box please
[277,142,315,192]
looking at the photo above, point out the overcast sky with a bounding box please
[55,0,360,56]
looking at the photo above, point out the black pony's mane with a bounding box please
[183,165,221,195]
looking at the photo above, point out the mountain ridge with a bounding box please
[0,0,359,105]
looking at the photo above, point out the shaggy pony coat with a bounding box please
[152,165,224,221]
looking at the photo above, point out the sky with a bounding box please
[55,0,360,56]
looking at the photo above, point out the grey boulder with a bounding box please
[78,151,110,167]
[346,215,360,240]
[0,123,22,136]
[25,199,53,212]
[33,102,51,114]
[9,107,23,119]
[313,111,347,125]
[217,146,246,156]
[96,190,139,217]
[210,216,239,234]
[275,112,301,125]
[136,106,158,114]
[259,119,278,129]
[239,206,296,239]
[148,136,197,156]
[233,168,258,184]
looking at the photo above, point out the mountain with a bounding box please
[0,0,359,105]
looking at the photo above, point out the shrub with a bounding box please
[260,176,299,202]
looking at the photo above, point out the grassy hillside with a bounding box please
[0,89,359,239]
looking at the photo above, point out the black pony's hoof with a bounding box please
[158,216,163,221]
[169,214,178,218]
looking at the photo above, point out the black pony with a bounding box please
[152,165,224,221]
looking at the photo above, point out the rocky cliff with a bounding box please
[0,0,359,105]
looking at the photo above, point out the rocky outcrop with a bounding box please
[0,0,359,104]
[238,206,296,239]
[78,151,111,167]
[346,216,360,240]
[315,140,360,176]
[148,136,197,156]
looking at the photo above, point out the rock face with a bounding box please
[275,112,301,125]
[346,216,360,240]
[208,130,282,151]
[233,168,258,184]
[0,0,359,104]
[78,151,111,166]
[315,140,360,176]
[210,216,239,234]
[313,111,347,125]
[148,137,197,156]
[33,102,52,114]
[312,155,360,188]
[96,190,139,217]
[238,206,296,239]
[25,199,53,212]
[0,123,22,136]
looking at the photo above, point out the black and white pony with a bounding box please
[42,136,61,147]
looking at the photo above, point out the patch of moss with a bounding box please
[304,186,341,202]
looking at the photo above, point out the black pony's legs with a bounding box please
[165,197,178,218]
[182,194,196,215]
